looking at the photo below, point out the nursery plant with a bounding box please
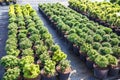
[42,59,56,76]
[36,45,48,56]
[0,55,20,69]
[19,38,32,50]
[112,46,120,58]
[22,48,34,56]
[39,52,51,64]
[105,54,118,66]
[95,55,109,68]
[23,63,40,79]
[6,46,19,56]
[87,49,99,61]
[2,67,20,80]
[50,44,61,52]
[99,47,113,55]
[57,59,71,73]
[20,56,34,68]
[80,43,92,54]
[52,50,67,62]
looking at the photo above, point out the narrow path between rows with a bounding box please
[0,6,8,79]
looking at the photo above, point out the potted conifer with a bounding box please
[94,55,109,79]
[105,54,119,76]
[41,60,56,80]
[56,60,71,80]
[23,63,41,80]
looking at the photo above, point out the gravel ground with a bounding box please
[0,0,119,80]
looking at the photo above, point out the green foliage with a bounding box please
[93,34,103,42]
[80,43,92,53]
[95,55,109,68]
[18,30,28,34]
[58,60,71,73]
[0,55,19,68]
[20,56,34,68]
[36,45,47,56]
[2,67,20,80]
[61,24,70,32]
[18,21,25,26]
[50,44,60,52]
[8,22,17,30]
[102,42,111,47]
[105,54,118,66]
[103,27,112,34]
[99,47,113,55]
[8,29,17,35]
[9,17,16,23]
[96,29,105,36]
[19,38,32,50]
[74,37,85,47]
[22,48,34,56]
[23,63,40,78]
[110,0,120,5]
[112,46,120,57]
[87,49,99,61]
[39,52,50,64]
[29,34,40,42]
[18,33,26,40]
[52,50,67,62]
[34,40,44,46]
[86,35,93,44]
[103,34,111,42]
[41,32,52,40]
[6,49,20,57]
[39,27,47,34]
[110,33,118,38]
[93,42,101,50]
[44,60,56,76]
[44,39,54,49]
[27,27,39,35]
[110,38,119,46]
[67,33,79,43]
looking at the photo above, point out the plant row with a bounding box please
[0,0,16,5]
[39,3,120,79]
[68,0,120,30]
[0,4,71,80]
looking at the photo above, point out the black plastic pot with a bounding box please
[79,52,86,62]
[5,1,10,5]
[42,75,56,80]
[56,66,71,80]
[73,44,79,56]
[58,72,70,80]
[0,2,4,6]
[109,66,119,76]
[93,64,109,79]
[86,57,94,70]
[0,2,2,5]
[13,1,16,4]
